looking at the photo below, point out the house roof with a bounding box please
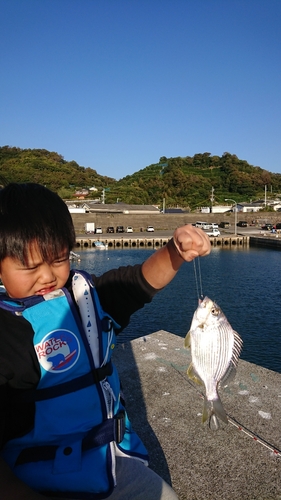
[237,202,264,207]
[65,201,160,214]
[164,208,185,213]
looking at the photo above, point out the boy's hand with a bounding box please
[142,224,211,290]
[172,225,211,262]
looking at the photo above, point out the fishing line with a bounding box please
[193,257,204,300]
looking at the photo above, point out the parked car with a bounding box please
[95,227,103,234]
[261,224,273,231]
[219,221,230,228]
[126,226,133,233]
[116,225,125,233]
[236,221,248,227]
[106,226,114,233]
[275,223,281,230]
[195,221,211,229]
[210,223,219,229]
[204,229,221,237]
[146,226,154,232]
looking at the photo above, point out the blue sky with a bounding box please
[1,0,281,179]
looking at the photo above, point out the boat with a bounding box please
[69,251,81,261]
[94,241,108,250]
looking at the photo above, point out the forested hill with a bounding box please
[0,146,280,209]
[0,146,116,198]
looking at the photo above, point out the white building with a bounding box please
[200,205,236,214]
[236,203,263,213]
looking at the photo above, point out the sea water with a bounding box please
[71,246,281,373]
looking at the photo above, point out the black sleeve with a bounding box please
[0,384,6,449]
[92,264,158,331]
[0,312,39,449]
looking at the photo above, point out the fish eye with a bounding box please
[211,307,220,316]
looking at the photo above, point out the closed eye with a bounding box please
[52,256,69,266]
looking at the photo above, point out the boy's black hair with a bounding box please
[0,183,76,263]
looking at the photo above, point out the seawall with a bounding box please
[74,234,281,250]
[250,235,281,249]
[113,330,281,500]
[70,211,281,234]
[74,235,251,249]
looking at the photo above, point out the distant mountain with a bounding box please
[103,152,281,208]
[1,147,280,208]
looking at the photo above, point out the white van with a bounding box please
[204,228,221,237]
[195,221,212,230]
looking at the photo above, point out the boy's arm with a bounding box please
[142,225,211,289]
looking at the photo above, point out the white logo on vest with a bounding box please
[34,330,80,373]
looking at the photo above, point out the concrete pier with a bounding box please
[74,235,250,249]
[113,331,281,500]
[75,236,170,248]
[250,235,281,249]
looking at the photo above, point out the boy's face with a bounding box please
[0,242,70,298]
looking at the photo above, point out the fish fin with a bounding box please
[202,397,209,423]
[184,331,191,349]
[187,363,203,386]
[232,330,243,365]
[209,413,220,431]
[211,396,228,425]
[220,364,237,388]
[220,329,243,388]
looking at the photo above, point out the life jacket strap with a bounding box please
[21,362,113,402]
[15,410,126,466]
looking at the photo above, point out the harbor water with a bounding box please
[71,245,281,373]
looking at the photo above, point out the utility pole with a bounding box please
[210,187,215,213]
[159,164,167,214]
[225,198,237,236]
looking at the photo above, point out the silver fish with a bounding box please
[185,296,243,428]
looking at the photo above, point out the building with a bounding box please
[65,201,160,215]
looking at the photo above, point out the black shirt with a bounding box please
[0,264,157,447]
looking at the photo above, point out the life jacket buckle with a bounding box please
[114,410,125,444]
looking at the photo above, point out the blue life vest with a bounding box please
[0,270,148,499]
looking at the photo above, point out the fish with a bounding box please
[184,296,243,429]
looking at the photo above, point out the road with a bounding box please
[78,226,274,239]
[77,230,173,240]
[223,226,279,236]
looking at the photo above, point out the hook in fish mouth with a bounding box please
[198,296,204,305]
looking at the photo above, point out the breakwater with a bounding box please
[75,235,250,249]
[250,235,281,249]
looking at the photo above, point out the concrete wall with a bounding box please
[70,211,281,234]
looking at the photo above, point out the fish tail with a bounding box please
[209,413,220,431]
[202,395,228,425]
[212,396,228,425]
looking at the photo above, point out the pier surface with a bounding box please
[113,331,281,500]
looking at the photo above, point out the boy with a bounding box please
[0,183,210,499]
